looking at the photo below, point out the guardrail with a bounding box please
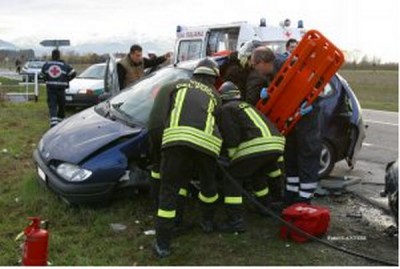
[1,73,40,102]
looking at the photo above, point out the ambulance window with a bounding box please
[264,41,286,54]
[178,40,202,62]
[207,28,240,55]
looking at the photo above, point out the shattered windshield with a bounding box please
[108,67,191,125]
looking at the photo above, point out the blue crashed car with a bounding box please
[33,55,365,204]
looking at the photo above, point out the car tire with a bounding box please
[319,140,336,179]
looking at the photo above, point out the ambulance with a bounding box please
[173,18,306,63]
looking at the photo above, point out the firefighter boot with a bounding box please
[173,196,193,236]
[199,203,216,233]
[154,219,172,258]
[219,205,246,233]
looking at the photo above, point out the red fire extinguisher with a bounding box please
[22,217,49,266]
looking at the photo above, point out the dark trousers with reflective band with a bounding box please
[47,87,66,126]
[156,146,218,247]
[149,128,163,209]
[284,107,322,202]
[149,129,189,212]
[224,153,283,217]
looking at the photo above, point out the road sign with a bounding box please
[40,40,70,47]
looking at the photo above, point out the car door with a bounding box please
[104,54,120,96]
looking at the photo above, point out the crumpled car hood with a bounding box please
[40,108,143,164]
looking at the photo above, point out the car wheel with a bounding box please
[319,141,336,178]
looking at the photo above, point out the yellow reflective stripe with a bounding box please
[228,148,237,158]
[243,106,271,137]
[205,100,215,135]
[233,144,285,160]
[198,192,219,203]
[278,156,284,162]
[268,169,282,178]
[163,127,222,156]
[238,136,285,151]
[157,209,176,218]
[224,196,243,204]
[170,87,187,127]
[163,126,222,146]
[231,137,285,161]
[151,170,161,179]
[254,187,269,197]
[178,188,188,197]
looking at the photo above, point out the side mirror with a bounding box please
[99,92,112,102]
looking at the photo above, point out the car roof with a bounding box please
[175,55,228,71]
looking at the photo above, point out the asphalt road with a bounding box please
[331,109,398,211]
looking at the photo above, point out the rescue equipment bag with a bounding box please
[280,203,330,243]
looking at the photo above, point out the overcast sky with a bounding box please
[0,0,398,62]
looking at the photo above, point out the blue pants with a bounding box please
[47,87,66,126]
[284,106,322,202]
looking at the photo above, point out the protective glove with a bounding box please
[260,87,269,100]
[300,101,313,116]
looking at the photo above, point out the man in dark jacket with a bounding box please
[245,47,275,106]
[217,81,285,233]
[153,58,222,258]
[117,44,171,89]
[41,49,76,127]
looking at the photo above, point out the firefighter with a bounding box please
[117,44,171,89]
[41,49,76,127]
[147,81,192,228]
[217,81,285,233]
[154,58,222,258]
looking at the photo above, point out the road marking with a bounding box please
[365,120,398,127]
[362,142,398,152]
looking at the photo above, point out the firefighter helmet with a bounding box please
[219,81,241,100]
[193,57,220,77]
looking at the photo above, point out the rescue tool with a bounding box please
[256,30,345,135]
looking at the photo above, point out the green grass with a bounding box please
[339,70,398,112]
[0,75,397,265]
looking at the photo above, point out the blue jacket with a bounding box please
[41,60,76,89]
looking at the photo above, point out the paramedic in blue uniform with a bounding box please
[261,38,322,205]
[41,49,76,127]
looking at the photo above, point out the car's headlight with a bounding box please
[56,163,92,182]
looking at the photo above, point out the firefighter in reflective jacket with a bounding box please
[41,49,76,127]
[147,81,191,215]
[217,81,285,233]
[154,58,222,258]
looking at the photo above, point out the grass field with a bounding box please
[339,69,398,112]
[0,70,398,265]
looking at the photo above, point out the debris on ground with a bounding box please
[110,223,127,232]
[346,211,363,219]
[143,229,156,235]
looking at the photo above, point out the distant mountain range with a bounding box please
[0,39,18,50]
[2,37,175,56]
